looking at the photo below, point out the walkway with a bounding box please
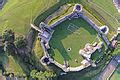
[52,60,90,72]
[30,24,42,33]
[98,55,120,80]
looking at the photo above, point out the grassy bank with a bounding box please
[0,0,57,35]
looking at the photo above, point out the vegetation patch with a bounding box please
[0,0,57,35]
[34,38,44,59]
[6,56,25,76]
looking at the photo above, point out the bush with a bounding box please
[15,36,27,49]
[2,29,15,42]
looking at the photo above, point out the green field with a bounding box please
[0,0,57,35]
[92,0,117,14]
[48,18,99,67]
[89,0,120,38]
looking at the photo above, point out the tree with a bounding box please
[15,36,27,49]
[2,29,16,55]
[4,42,15,55]
[44,71,56,78]
[2,29,14,42]
[30,70,38,78]
[36,71,45,79]
[30,70,57,80]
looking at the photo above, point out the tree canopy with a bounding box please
[2,29,14,42]
[30,70,56,79]
[15,36,27,49]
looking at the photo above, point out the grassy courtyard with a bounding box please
[48,18,99,67]
[0,0,57,35]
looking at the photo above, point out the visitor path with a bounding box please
[30,24,42,33]
[98,55,120,80]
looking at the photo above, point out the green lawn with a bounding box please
[0,0,57,35]
[48,18,99,67]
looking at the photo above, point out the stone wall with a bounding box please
[40,4,111,72]
[0,0,7,9]
[81,14,110,46]
[40,41,49,57]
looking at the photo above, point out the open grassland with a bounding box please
[48,18,99,67]
[92,0,117,14]
[0,0,57,35]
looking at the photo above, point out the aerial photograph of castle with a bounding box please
[0,0,120,80]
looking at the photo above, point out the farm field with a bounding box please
[0,0,57,35]
[48,18,100,67]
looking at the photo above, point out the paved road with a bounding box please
[98,55,120,80]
